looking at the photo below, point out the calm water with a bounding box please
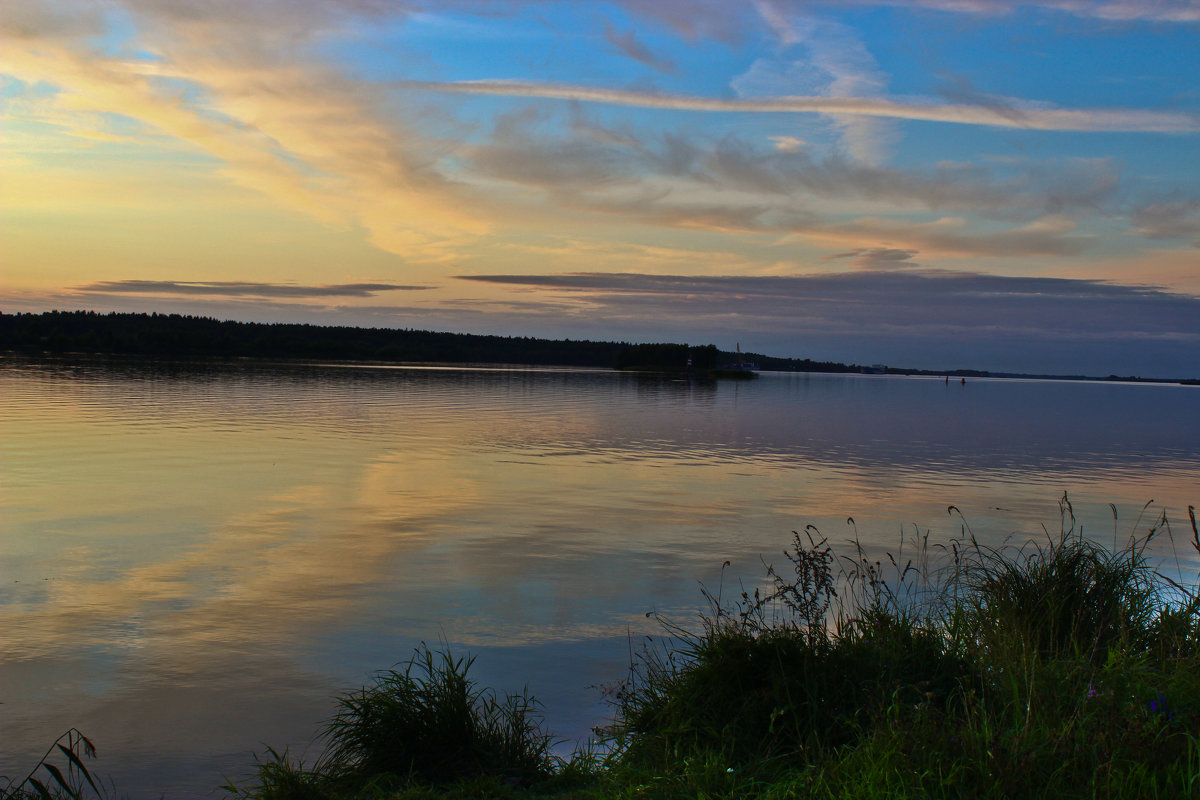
[2,357,1198,796]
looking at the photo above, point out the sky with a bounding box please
[2,0,1199,377]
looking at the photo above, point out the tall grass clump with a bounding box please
[225,644,558,799]
[325,647,554,784]
[603,496,1200,799]
[606,528,968,785]
[959,497,1159,664]
[904,498,1200,799]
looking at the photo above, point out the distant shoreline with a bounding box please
[2,310,1197,385]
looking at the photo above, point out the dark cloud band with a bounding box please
[452,270,1200,375]
[74,280,431,298]
[455,270,1200,338]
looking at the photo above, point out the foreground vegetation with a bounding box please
[6,497,1199,799]
[215,497,1200,800]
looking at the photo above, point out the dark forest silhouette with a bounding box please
[0,311,859,373]
[4,311,1189,383]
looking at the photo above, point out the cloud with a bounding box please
[826,247,920,269]
[615,0,754,41]
[769,135,806,152]
[401,79,1200,133]
[453,271,1200,343]
[618,0,1200,28]
[567,104,643,148]
[897,0,1200,23]
[455,271,1200,355]
[462,111,1122,248]
[693,143,1120,214]
[604,22,675,73]
[801,214,1089,258]
[934,74,1035,126]
[468,106,635,193]
[453,270,1200,330]
[1054,247,1200,295]
[547,193,1086,258]
[1130,200,1200,245]
[2,0,491,262]
[574,190,1089,259]
[74,280,430,298]
[749,2,896,163]
[1068,0,1200,22]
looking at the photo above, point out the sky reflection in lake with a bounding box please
[2,359,1197,796]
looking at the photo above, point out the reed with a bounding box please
[0,729,102,800]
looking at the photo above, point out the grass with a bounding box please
[0,729,103,800]
[69,494,1200,799]
[588,496,1200,800]
[222,647,562,799]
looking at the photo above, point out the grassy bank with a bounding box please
[7,498,1198,799]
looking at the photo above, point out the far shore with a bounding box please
[3,310,1198,385]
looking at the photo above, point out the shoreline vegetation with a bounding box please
[3,311,1197,384]
[7,497,1200,799]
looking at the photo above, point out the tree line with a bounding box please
[0,310,862,373]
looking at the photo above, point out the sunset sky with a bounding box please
[3,1,1198,376]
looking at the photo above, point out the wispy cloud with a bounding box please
[826,247,920,269]
[798,214,1088,258]
[624,0,1200,29]
[750,1,895,162]
[888,0,1200,23]
[2,0,491,261]
[1130,200,1200,245]
[605,22,675,73]
[405,80,1200,133]
[462,111,1122,255]
[75,280,430,298]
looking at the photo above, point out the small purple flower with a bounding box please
[1148,693,1175,721]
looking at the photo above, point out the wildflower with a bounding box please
[1148,693,1176,721]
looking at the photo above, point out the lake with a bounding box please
[2,357,1197,796]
